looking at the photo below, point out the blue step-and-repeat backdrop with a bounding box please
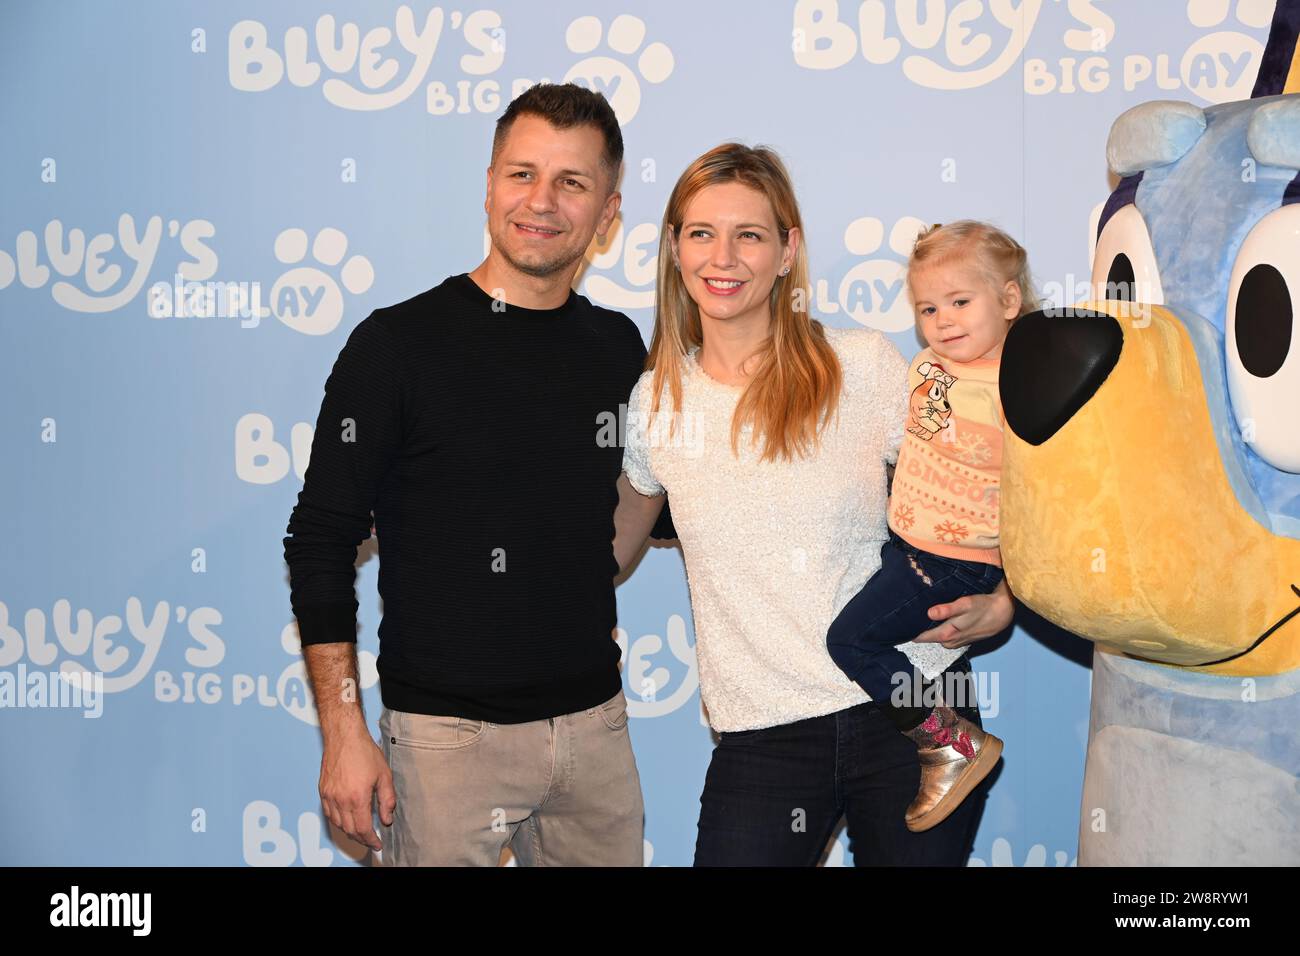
[0,0,1278,866]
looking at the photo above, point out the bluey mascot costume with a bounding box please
[999,1,1300,865]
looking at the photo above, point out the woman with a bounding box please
[622,144,1014,865]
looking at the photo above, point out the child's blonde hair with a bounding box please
[908,220,1038,318]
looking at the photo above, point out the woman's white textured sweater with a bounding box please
[622,327,966,732]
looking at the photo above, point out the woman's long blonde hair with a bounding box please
[645,143,841,463]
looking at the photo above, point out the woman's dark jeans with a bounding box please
[693,656,988,866]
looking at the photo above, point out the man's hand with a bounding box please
[912,577,1014,649]
[612,472,665,575]
[302,642,395,852]
[319,727,396,852]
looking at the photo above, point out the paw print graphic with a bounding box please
[837,215,928,333]
[270,227,374,336]
[1182,0,1272,103]
[1186,0,1272,30]
[562,15,674,125]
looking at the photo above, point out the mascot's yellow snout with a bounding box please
[1000,299,1300,677]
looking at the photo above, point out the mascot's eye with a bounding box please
[1091,205,1164,305]
[1226,205,1300,473]
[1234,264,1290,377]
[1105,254,1136,301]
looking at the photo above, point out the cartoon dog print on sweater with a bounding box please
[907,360,957,440]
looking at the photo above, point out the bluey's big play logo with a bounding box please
[229,8,674,122]
[0,598,368,724]
[228,6,512,115]
[0,598,223,695]
[792,0,1273,103]
[0,215,373,333]
[0,214,218,314]
[1024,0,1273,103]
[792,0,1040,88]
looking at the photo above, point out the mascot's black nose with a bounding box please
[1000,308,1123,445]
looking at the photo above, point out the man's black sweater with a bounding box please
[283,273,671,723]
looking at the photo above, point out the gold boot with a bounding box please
[901,706,1002,832]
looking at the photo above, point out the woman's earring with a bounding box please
[780,267,790,276]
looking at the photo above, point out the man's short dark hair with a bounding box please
[491,83,624,187]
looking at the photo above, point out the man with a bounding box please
[283,84,670,866]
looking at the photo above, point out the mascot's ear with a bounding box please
[1106,100,1207,176]
[1247,96,1300,169]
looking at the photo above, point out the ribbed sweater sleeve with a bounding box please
[283,312,403,645]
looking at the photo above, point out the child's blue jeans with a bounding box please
[827,530,1004,714]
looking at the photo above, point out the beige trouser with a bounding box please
[375,689,644,866]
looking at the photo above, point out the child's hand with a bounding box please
[912,580,1013,648]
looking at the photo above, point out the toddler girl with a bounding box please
[826,220,1035,832]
